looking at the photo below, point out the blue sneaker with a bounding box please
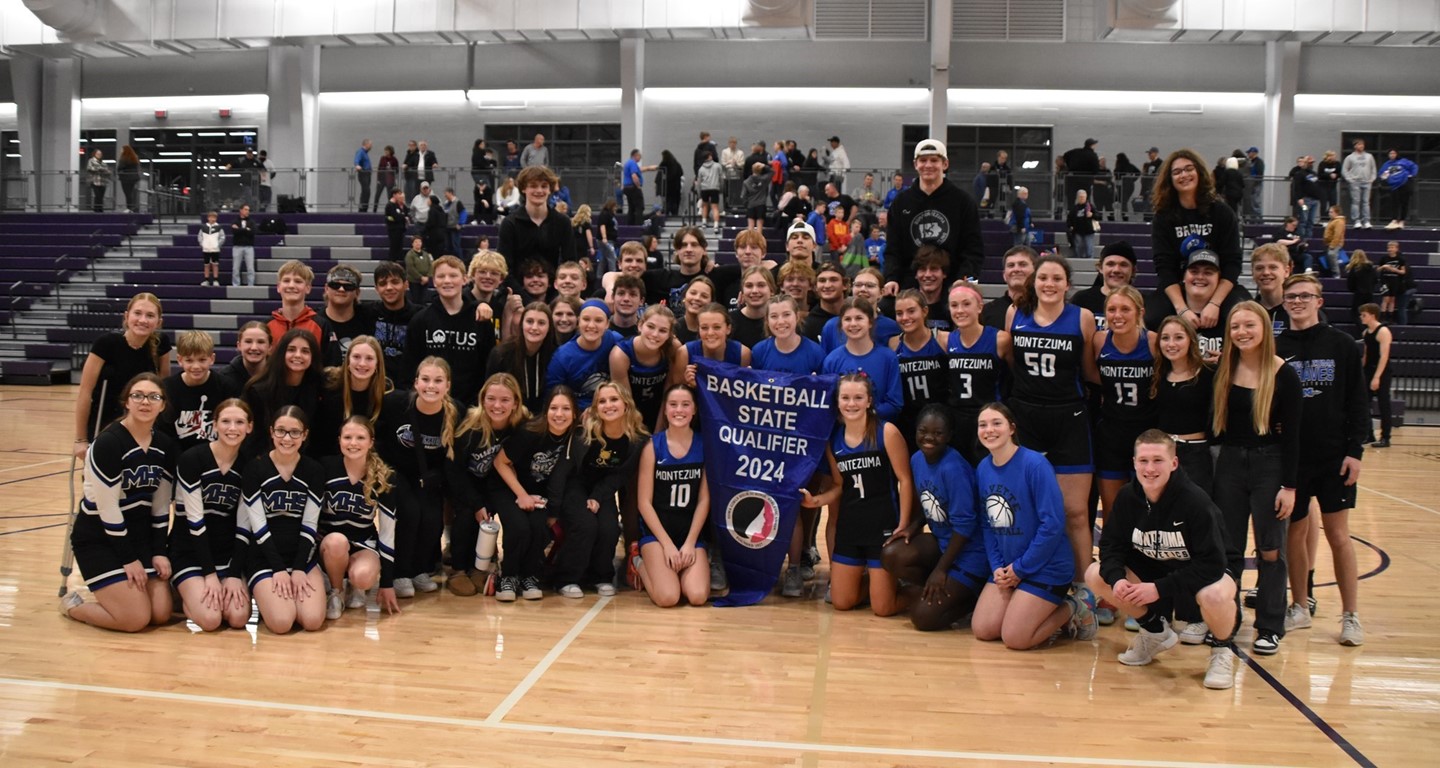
[1067,595,1098,641]
[1096,605,1117,626]
[1124,615,1140,632]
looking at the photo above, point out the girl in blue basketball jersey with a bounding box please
[674,303,752,386]
[889,289,950,451]
[821,298,904,421]
[752,295,826,375]
[610,305,678,431]
[804,374,914,616]
[62,373,177,633]
[171,398,252,632]
[1004,253,1099,595]
[946,282,1009,465]
[881,405,988,631]
[972,402,1098,649]
[1091,286,1160,516]
[634,385,711,607]
[319,417,403,619]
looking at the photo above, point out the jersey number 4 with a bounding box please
[1023,352,1056,378]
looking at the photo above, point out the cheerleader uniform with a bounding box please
[617,338,670,428]
[640,431,706,549]
[1095,330,1158,480]
[894,331,949,450]
[831,422,899,569]
[237,453,325,589]
[169,444,244,586]
[1007,303,1092,474]
[71,423,177,590]
[945,325,1004,465]
[319,455,400,589]
[976,446,1074,603]
[446,426,512,573]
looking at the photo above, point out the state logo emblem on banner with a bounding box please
[726,490,780,549]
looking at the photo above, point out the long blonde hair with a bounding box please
[325,335,389,424]
[124,292,166,374]
[583,382,649,446]
[571,204,592,229]
[414,356,458,460]
[457,373,530,446]
[342,416,394,504]
[1346,248,1371,273]
[1212,301,1280,436]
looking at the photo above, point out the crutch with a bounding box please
[59,380,104,596]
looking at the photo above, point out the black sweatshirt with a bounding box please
[1099,468,1229,601]
[1150,200,1242,293]
[497,206,575,278]
[403,296,494,404]
[1275,322,1368,461]
[884,179,985,287]
[1216,363,1302,487]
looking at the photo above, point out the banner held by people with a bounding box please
[695,358,836,606]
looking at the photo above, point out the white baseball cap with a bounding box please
[786,219,816,240]
[914,139,948,160]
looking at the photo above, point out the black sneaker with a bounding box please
[1242,588,1257,609]
[1372,439,1391,448]
[1308,595,1318,617]
[1252,631,1281,656]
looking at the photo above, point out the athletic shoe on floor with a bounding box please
[1204,646,1236,690]
[347,587,369,609]
[447,570,477,597]
[710,559,727,592]
[1339,612,1365,646]
[781,566,804,598]
[326,590,343,620]
[59,591,84,618]
[1124,616,1140,632]
[1284,603,1313,631]
[801,545,820,580]
[596,582,617,597]
[392,578,416,598]
[1067,595,1098,641]
[559,583,584,599]
[1096,605,1117,626]
[1252,631,1281,655]
[1118,622,1178,666]
[626,542,642,590]
[1179,621,1210,645]
[1308,594,1318,616]
[495,577,518,602]
[412,573,439,593]
[1371,439,1390,448]
[521,576,543,601]
[1242,588,1257,609]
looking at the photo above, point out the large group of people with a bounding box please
[60,140,1386,694]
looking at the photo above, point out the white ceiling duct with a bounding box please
[21,0,104,40]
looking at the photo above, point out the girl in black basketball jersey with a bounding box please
[889,289,950,451]
[610,305,678,431]
[171,398,252,632]
[319,417,403,618]
[946,282,1009,465]
[803,374,914,616]
[493,387,582,600]
[635,385,711,607]
[1004,253,1100,594]
[447,373,530,599]
[239,406,327,633]
[62,373,177,632]
[1091,286,1160,515]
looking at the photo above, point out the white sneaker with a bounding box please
[595,583,617,597]
[412,572,439,593]
[326,590,343,620]
[1285,602,1313,631]
[392,577,415,598]
[1339,612,1365,646]
[1118,622,1178,666]
[559,583,584,599]
[59,591,84,619]
[521,577,543,601]
[346,586,367,609]
[1179,621,1210,645]
[781,566,804,597]
[1204,646,1236,690]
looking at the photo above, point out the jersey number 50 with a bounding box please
[1023,352,1056,378]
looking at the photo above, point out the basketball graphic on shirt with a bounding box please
[921,488,947,525]
[985,494,1014,528]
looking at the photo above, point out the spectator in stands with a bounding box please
[411,182,433,228]
[198,210,224,288]
[1321,205,1346,278]
[470,138,495,210]
[1244,146,1264,222]
[549,177,571,210]
[498,165,575,281]
[416,140,438,189]
[73,292,171,456]
[1113,152,1140,221]
[779,183,809,222]
[1378,240,1415,323]
[1067,189,1096,261]
[1007,186,1033,247]
[1342,139,1376,229]
[1150,149,1242,331]
[1062,138,1100,210]
[855,173,881,215]
[743,162,771,232]
[980,246,1036,330]
[402,140,420,201]
[442,188,467,256]
[864,215,887,269]
[659,150,685,217]
[1276,216,1308,274]
[257,150,274,212]
[770,141,789,205]
[742,142,767,179]
[697,152,723,233]
[354,139,373,213]
[974,162,994,216]
[623,149,655,226]
[495,176,519,218]
[1217,157,1244,214]
[385,188,409,262]
[117,145,141,213]
[1289,155,1322,239]
[827,136,850,191]
[826,206,852,262]
[1358,303,1393,448]
[1092,157,1114,221]
[230,204,257,287]
[86,149,110,212]
[1346,249,1376,327]
[370,262,414,383]
[721,136,746,178]
[593,200,618,272]
[405,236,433,306]
[375,146,399,214]
[993,150,1012,215]
[472,178,495,226]
[884,139,985,293]
[1317,150,1342,214]
[503,140,521,172]
[693,131,719,177]
[220,321,270,392]
[267,260,323,349]
[423,195,447,257]
[883,173,906,210]
[1379,149,1419,230]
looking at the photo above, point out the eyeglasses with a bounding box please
[1283,293,1321,303]
[127,392,163,403]
[327,281,356,292]
[1170,165,1198,178]
[271,427,306,440]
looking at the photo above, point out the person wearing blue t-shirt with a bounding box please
[820,267,900,353]
[881,405,987,631]
[822,298,903,421]
[752,295,826,376]
[545,299,621,408]
[971,402,1097,650]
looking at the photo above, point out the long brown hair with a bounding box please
[124,292,166,374]
[1212,301,1280,436]
[413,356,458,460]
[1150,316,1207,400]
[836,373,880,449]
[457,373,530,446]
[325,335,389,424]
[1014,253,1071,314]
[1151,148,1216,214]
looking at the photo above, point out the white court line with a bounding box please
[0,458,69,474]
[1359,483,1440,518]
[486,594,611,723]
[0,675,1292,768]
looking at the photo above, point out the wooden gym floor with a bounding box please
[1,385,1437,767]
